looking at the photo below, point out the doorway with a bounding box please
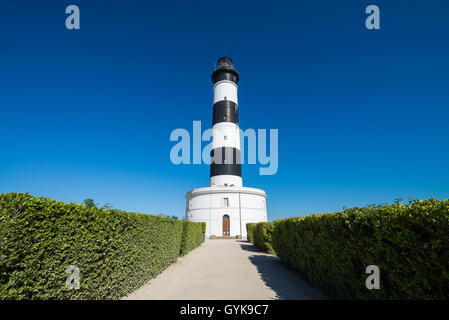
[222,214,230,236]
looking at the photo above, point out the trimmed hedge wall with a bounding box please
[0,193,203,299]
[253,222,275,253]
[246,223,256,243]
[180,220,205,256]
[272,199,449,299]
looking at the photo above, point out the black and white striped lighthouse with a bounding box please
[210,57,242,187]
[185,56,268,238]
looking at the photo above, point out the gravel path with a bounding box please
[122,239,327,300]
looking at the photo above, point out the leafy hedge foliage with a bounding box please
[0,193,203,299]
[180,221,205,256]
[253,222,275,253]
[246,223,256,243]
[272,199,449,299]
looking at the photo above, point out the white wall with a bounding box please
[186,187,267,237]
[210,175,242,187]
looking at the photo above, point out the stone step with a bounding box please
[209,235,242,240]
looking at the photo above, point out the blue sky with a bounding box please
[1,0,448,220]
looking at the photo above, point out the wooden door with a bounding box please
[222,215,230,236]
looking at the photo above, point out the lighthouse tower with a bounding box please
[185,57,267,238]
[210,57,242,188]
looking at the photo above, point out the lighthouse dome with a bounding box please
[212,56,239,84]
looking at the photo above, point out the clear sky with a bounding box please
[1,0,448,220]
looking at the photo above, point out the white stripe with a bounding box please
[212,122,241,150]
[213,80,238,104]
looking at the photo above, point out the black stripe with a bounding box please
[210,163,242,177]
[213,100,238,125]
[210,147,242,177]
[211,68,239,84]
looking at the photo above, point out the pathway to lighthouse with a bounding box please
[122,240,327,300]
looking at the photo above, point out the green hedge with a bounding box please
[253,222,275,253]
[246,223,256,243]
[0,193,202,299]
[272,199,449,299]
[180,220,205,256]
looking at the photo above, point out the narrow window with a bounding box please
[224,198,229,207]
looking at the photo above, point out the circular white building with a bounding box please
[185,57,268,238]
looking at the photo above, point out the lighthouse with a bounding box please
[210,57,242,188]
[185,57,267,238]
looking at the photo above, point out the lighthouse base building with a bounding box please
[185,186,267,238]
[185,57,268,238]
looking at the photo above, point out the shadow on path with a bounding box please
[237,242,327,300]
[239,243,260,253]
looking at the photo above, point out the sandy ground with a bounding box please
[122,239,327,300]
